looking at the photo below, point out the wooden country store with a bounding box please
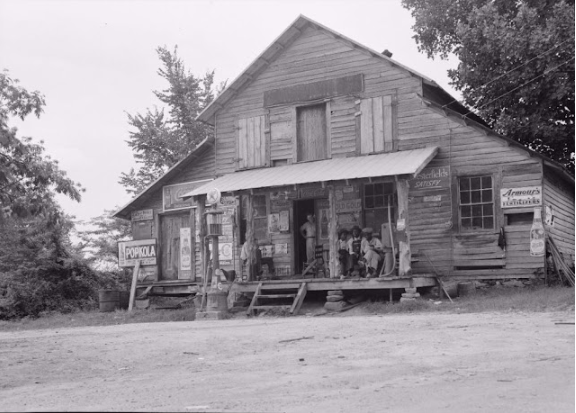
[114,16,575,307]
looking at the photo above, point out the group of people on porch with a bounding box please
[337,226,393,278]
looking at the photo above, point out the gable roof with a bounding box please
[197,14,449,125]
[113,136,214,220]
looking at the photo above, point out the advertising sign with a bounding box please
[335,199,362,213]
[163,179,212,212]
[180,228,192,271]
[410,166,450,191]
[118,239,157,267]
[500,186,542,209]
[131,209,153,222]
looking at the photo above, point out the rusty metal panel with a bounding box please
[183,146,439,198]
[264,74,364,107]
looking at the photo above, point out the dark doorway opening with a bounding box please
[293,198,315,274]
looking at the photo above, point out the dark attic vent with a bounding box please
[382,49,393,58]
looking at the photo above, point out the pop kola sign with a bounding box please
[500,186,542,208]
[118,239,157,267]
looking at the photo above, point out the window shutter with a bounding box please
[360,96,396,154]
[237,115,268,169]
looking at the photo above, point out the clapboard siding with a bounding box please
[214,26,421,174]
[396,92,547,278]
[544,175,575,267]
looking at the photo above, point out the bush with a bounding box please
[0,258,128,320]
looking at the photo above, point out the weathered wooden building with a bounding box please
[114,16,574,298]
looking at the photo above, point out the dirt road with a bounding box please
[1,311,574,412]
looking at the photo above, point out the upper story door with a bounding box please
[296,103,328,162]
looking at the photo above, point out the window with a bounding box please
[459,176,494,231]
[363,182,395,236]
[296,103,328,162]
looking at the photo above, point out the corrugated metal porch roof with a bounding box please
[183,146,438,198]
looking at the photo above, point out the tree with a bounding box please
[0,70,83,220]
[75,208,132,271]
[402,0,575,171]
[120,46,221,195]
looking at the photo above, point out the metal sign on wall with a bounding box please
[163,179,212,212]
[131,209,153,221]
[410,166,450,192]
[118,239,157,267]
[501,186,542,208]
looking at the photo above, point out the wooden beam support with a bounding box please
[328,185,338,278]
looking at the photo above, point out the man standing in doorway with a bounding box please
[300,213,316,264]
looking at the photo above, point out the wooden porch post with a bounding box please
[197,194,207,282]
[328,185,338,278]
[396,178,411,276]
[245,194,254,281]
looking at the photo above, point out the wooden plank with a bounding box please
[237,118,247,169]
[360,98,373,154]
[382,95,394,152]
[290,282,308,315]
[372,96,384,152]
[128,261,141,312]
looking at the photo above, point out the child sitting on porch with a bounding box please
[337,228,350,277]
[361,227,384,278]
[347,226,363,277]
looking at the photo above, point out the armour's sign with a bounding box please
[500,186,542,208]
[118,239,157,267]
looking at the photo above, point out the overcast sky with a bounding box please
[0,0,460,223]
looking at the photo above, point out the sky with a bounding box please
[0,0,460,223]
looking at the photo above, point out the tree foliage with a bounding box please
[402,0,575,171]
[76,208,132,271]
[120,46,220,195]
[0,70,83,220]
[0,70,121,319]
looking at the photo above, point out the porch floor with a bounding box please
[231,274,438,293]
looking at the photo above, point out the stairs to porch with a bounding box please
[247,281,308,316]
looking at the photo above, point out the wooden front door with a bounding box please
[160,213,192,280]
[297,104,327,162]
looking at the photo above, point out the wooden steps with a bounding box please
[247,282,308,316]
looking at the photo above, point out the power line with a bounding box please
[460,57,575,118]
[440,39,572,110]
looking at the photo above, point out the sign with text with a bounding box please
[501,186,542,208]
[131,209,153,222]
[335,198,362,213]
[410,166,450,192]
[118,239,157,267]
[163,179,212,212]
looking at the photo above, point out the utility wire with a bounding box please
[460,57,575,118]
[440,39,572,110]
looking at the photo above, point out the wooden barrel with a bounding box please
[207,291,228,312]
[118,291,130,310]
[458,282,477,297]
[99,290,120,312]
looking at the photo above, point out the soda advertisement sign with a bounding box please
[118,239,157,267]
[500,186,542,209]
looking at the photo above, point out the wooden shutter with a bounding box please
[237,115,268,169]
[360,96,396,154]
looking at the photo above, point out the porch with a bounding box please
[230,274,438,294]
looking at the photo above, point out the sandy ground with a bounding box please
[0,310,574,413]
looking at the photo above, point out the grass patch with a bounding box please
[359,285,574,315]
[0,307,196,332]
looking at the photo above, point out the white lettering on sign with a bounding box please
[423,195,442,202]
[410,166,450,192]
[118,239,157,267]
[131,209,153,221]
[500,186,542,208]
[335,199,362,213]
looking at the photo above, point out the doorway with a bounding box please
[159,213,192,280]
[293,198,315,274]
